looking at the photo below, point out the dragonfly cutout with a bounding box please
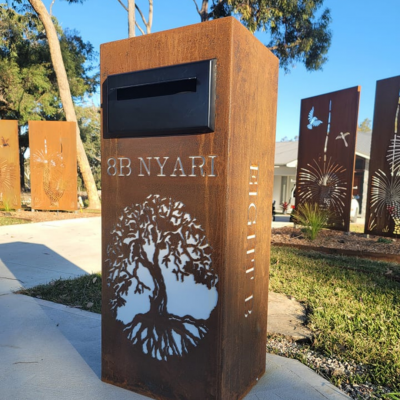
[335,132,350,147]
[307,107,323,130]
[1,137,10,147]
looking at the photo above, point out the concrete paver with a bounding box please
[268,292,312,342]
[0,217,350,400]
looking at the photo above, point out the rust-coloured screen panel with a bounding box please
[295,87,361,232]
[0,120,21,210]
[29,121,77,211]
[101,17,278,400]
[365,76,400,237]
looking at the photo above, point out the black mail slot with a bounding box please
[104,59,216,138]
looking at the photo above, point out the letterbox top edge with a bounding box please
[100,17,239,50]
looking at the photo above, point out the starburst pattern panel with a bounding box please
[29,121,77,211]
[0,120,20,210]
[365,76,400,237]
[296,87,361,231]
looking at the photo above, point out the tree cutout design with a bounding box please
[106,194,218,361]
[33,139,66,206]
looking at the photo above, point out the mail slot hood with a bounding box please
[104,59,216,138]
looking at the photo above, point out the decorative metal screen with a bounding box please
[29,121,77,211]
[365,76,400,237]
[0,120,20,210]
[295,86,361,231]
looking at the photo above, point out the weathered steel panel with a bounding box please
[295,87,361,232]
[365,76,400,237]
[29,121,77,211]
[0,120,21,210]
[101,17,278,400]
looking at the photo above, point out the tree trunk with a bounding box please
[28,0,101,210]
[128,0,136,38]
[147,0,153,34]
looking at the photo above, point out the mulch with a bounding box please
[271,226,400,263]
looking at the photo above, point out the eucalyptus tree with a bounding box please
[0,5,97,189]
[115,0,153,37]
[192,0,332,72]
[9,0,101,208]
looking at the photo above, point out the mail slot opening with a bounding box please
[116,77,197,101]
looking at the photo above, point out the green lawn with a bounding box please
[270,247,400,391]
[0,216,31,226]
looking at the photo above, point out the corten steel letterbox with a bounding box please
[101,17,278,400]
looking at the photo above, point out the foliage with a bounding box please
[0,3,99,188]
[18,273,102,313]
[193,0,332,72]
[377,237,393,244]
[270,247,400,390]
[0,4,98,124]
[383,394,400,400]
[358,117,372,133]
[291,202,330,240]
[279,135,298,142]
[76,104,101,189]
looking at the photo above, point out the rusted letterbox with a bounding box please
[101,17,278,400]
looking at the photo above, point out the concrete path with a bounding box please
[0,217,350,400]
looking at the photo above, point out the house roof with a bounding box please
[274,131,372,167]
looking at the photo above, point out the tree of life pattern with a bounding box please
[106,194,218,361]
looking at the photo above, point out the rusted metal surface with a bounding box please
[295,87,361,232]
[0,120,20,210]
[29,121,77,211]
[101,17,278,400]
[365,76,400,237]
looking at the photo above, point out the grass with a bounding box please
[0,216,31,226]
[291,202,331,240]
[18,273,102,313]
[270,247,400,391]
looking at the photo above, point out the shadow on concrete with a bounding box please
[0,242,100,378]
[0,241,89,294]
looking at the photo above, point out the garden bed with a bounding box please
[272,226,400,256]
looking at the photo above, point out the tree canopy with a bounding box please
[193,0,332,72]
[358,118,372,133]
[0,5,98,125]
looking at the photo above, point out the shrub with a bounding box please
[291,202,330,240]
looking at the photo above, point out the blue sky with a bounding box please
[44,0,400,141]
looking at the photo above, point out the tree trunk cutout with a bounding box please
[106,194,218,361]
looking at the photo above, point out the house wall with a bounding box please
[361,159,369,218]
[272,167,296,212]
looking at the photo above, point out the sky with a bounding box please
[43,0,400,141]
